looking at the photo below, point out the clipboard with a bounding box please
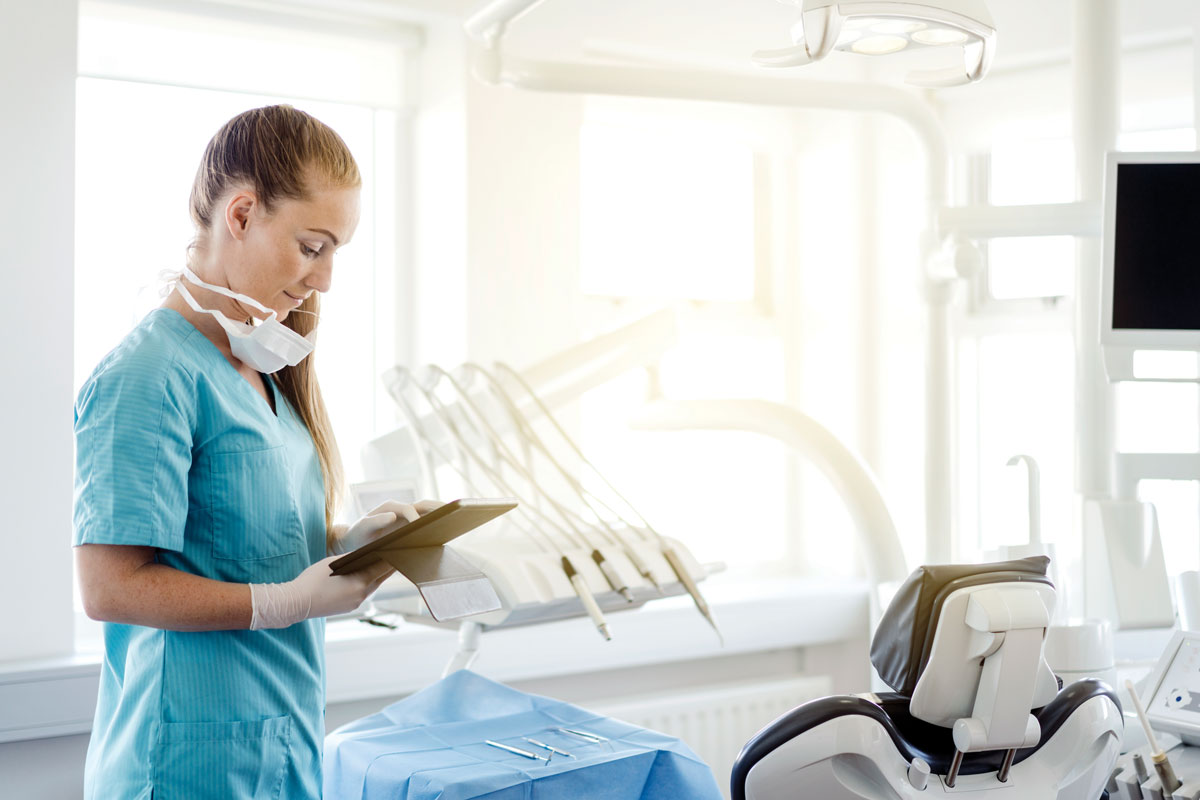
[329,498,516,622]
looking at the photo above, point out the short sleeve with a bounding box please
[73,350,196,552]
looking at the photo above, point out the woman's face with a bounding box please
[224,181,361,321]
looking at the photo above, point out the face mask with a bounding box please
[174,266,317,374]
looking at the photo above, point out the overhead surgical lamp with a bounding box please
[753,0,995,87]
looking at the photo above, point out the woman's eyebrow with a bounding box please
[305,228,339,246]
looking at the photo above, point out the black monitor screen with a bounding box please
[1111,162,1200,330]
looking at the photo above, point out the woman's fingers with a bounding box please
[414,499,445,515]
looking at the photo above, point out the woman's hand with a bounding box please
[329,499,445,556]
[249,555,396,629]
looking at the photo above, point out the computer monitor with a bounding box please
[1101,151,1200,380]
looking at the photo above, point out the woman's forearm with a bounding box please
[76,544,253,631]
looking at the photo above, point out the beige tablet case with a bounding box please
[329,498,516,622]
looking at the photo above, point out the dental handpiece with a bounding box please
[592,549,634,602]
[563,556,611,641]
[662,545,723,646]
[1126,679,1182,794]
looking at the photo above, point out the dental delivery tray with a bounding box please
[372,529,720,632]
[330,498,517,622]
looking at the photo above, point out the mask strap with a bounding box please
[181,265,275,320]
[175,280,244,335]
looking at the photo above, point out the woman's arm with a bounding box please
[76,544,252,631]
[76,543,395,631]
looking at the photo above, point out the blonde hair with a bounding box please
[189,104,359,546]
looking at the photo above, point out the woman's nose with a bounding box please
[306,261,333,294]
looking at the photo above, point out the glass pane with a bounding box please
[579,354,788,572]
[990,137,1074,206]
[1139,480,1200,576]
[1118,128,1196,152]
[970,333,1075,560]
[1117,382,1200,453]
[79,3,407,108]
[987,235,1075,299]
[580,121,755,301]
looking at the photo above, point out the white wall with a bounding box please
[0,1,76,661]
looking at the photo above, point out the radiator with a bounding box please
[590,675,832,799]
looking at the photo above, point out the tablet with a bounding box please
[328,497,518,576]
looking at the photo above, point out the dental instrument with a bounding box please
[494,361,724,641]
[406,367,616,640]
[426,365,636,604]
[375,363,718,642]
[558,727,608,742]
[463,361,663,593]
[522,738,573,757]
[484,740,547,761]
[561,555,610,641]
[1125,678,1182,794]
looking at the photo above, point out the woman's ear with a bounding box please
[223,190,257,242]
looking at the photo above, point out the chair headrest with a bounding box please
[870,556,1052,696]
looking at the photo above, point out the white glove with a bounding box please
[249,555,394,630]
[330,499,447,555]
[250,499,446,630]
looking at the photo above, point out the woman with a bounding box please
[74,105,423,799]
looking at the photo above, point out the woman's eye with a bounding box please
[300,243,320,258]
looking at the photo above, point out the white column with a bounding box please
[1072,0,1119,501]
[1072,0,1119,619]
[0,0,78,661]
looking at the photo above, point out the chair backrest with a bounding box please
[909,581,1059,750]
[870,557,1060,751]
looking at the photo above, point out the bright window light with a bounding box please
[1117,382,1200,454]
[986,235,1074,300]
[1139,480,1200,576]
[964,333,1075,560]
[580,120,755,301]
[989,137,1074,206]
[1118,127,1196,152]
[579,368,790,572]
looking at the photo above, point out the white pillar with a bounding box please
[1072,0,1119,501]
[0,0,78,661]
[1072,0,1119,620]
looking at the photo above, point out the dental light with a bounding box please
[753,0,996,87]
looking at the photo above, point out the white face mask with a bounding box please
[174,266,317,374]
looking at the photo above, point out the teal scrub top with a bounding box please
[73,308,328,800]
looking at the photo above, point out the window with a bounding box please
[577,105,788,575]
[576,103,928,579]
[72,0,417,645]
[953,117,1198,594]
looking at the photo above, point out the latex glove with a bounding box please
[329,499,446,555]
[330,500,417,556]
[249,555,395,630]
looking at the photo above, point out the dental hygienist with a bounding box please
[73,105,430,799]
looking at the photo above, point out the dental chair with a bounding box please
[731,556,1123,799]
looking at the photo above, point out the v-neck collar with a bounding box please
[157,307,284,423]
